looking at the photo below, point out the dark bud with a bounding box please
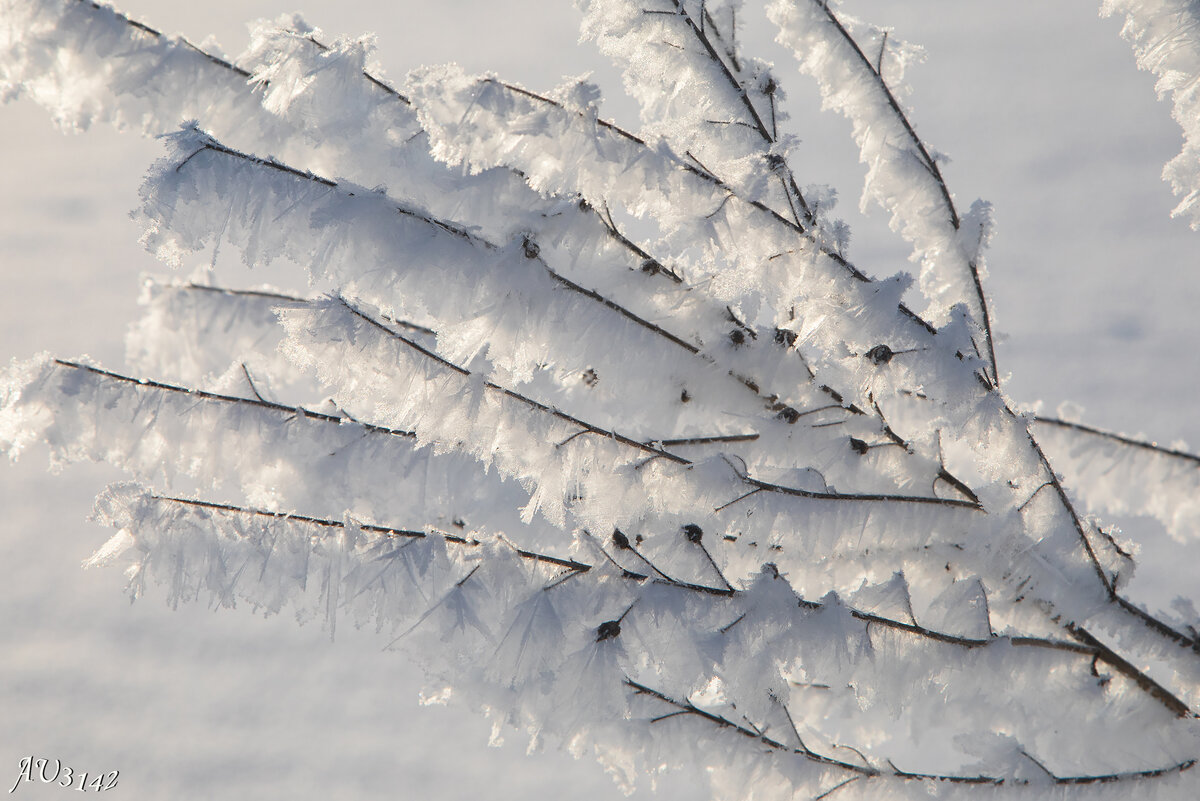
[729,329,746,346]
[764,77,777,95]
[822,385,845,403]
[612,529,632,550]
[865,344,895,364]
[774,328,798,347]
[581,368,599,387]
[578,197,591,212]
[776,406,800,424]
[521,236,540,259]
[764,562,780,579]
[682,523,703,543]
[641,258,661,275]
[452,517,466,529]
[680,389,691,403]
[635,533,644,545]
[765,153,787,171]
[850,438,869,455]
[596,620,621,642]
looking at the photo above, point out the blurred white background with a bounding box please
[1,1,1197,797]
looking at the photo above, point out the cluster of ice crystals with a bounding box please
[1103,0,1200,227]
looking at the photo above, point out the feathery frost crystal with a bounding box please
[2,1,1200,798]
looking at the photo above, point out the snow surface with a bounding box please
[1,1,1199,798]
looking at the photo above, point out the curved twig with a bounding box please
[625,679,1196,787]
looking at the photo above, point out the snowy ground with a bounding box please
[1,1,1198,798]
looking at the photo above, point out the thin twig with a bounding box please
[180,140,705,361]
[135,492,1185,711]
[52,360,416,440]
[812,1,998,383]
[338,299,985,510]
[1034,415,1200,466]
[624,678,1196,786]
[488,79,936,335]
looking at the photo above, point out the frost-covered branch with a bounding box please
[335,296,982,510]
[627,679,1197,788]
[769,0,998,382]
[93,485,1197,774]
[1034,415,1200,545]
[412,73,944,338]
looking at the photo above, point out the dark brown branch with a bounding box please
[588,205,684,283]
[665,1,771,146]
[303,34,412,104]
[871,398,980,506]
[934,467,982,506]
[1016,481,1053,513]
[240,363,266,403]
[1001,405,1200,679]
[812,777,862,801]
[685,529,735,592]
[146,493,589,572]
[96,324,1169,705]
[713,487,763,513]
[470,82,986,482]
[627,678,876,775]
[609,529,678,584]
[80,0,251,79]
[1113,593,1200,655]
[1025,430,1115,595]
[337,298,690,465]
[179,283,437,336]
[52,359,416,440]
[654,433,760,447]
[1073,624,1194,719]
[1034,415,1200,466]
[90,0,696,320]
[547,268,700,354]
[625,679,1196,786]
[742,474,982,511]
[168,490,1057,663]
[180,282,308,304]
